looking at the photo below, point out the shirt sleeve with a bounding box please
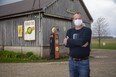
[64,29,77,48]
[67,28,92,47]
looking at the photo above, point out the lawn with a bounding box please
[91,38,116,50]
[0,38,116,63]
[0,50,68,63]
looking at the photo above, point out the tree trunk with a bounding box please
[98,37,101,48]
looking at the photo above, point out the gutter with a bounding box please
[0,9,43,20]
[79,0,93,22]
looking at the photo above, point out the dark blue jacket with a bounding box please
[66,27,92,58]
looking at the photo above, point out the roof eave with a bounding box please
[0,8,43,20]
[79,0,93,22]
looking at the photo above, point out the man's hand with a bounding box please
[63,36,69,45]
[82,42,88,47]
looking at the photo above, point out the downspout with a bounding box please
[2,24,4,51]
[38,0,43,57]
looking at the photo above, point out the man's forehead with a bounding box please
[73,14,82,18]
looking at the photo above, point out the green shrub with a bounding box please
[0,51,27,59]
[26,52,33,58]
[15,53,27,58]
[2,51,16,58]
[0,51,4,58]
[5,53,12,58]
[29,55,38,60]
[61,54,69,59]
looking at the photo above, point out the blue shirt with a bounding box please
[66,27,92,58]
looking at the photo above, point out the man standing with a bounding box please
[63,12,92,77]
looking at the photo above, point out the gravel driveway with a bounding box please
[0,49,116,77]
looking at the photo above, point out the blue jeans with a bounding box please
[69,57,90,77]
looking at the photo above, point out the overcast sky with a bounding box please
[0,0,22,6]
[83,0,116,37]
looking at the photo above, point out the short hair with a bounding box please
[74,12,81,15]
[72,12,82,19]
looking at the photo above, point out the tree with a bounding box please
[92,17,109,47]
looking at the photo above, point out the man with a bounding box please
[49,27,57,59]
[63,12,92,77]
[49,33,55,59]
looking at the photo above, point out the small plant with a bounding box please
[26,52,33,58]
[29,55,38,60]
[15,53,27,58]
[61,54,69,59]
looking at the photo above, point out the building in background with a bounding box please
[0,0,93,57]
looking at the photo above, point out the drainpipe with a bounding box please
[2,25,4,51]
[38,12,43,57]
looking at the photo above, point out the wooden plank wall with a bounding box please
[45,0,90,21]
[0,15,41,47]
[0,15,91,47]
[0,21,3,45]
[42,16,72,45]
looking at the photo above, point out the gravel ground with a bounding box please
[0,49,116,77]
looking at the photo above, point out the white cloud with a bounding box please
[83,0,116,37]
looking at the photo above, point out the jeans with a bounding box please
[69,57,90,77]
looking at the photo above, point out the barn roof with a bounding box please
[0,0,93,21]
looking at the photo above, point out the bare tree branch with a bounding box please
[92,17,110,47]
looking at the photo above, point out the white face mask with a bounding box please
[73,19,83,26]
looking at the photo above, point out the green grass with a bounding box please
[0,50,68,63]
[91,38,116,50]
[0,58,68,63]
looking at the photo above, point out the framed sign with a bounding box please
[18,25,23,37]
[24,20,35,40]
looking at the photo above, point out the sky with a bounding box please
[83,0,116,37]
[0,0,22,6]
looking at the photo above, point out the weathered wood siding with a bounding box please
[42,16,72,45]
[0,15,41,47]
[45,0,90,21]
[0,22,3,46]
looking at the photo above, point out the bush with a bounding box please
[2,51,16,58]
[15,53,27,58]
[61,54,69,59]
[0,51,41,61]
[26,52,33,58]
[29,55,38,60]
[0,51,27,59]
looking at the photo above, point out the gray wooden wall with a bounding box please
[45,0,90,21]
[0,15,91,47]
[42,16,72,45]
[0,15,41,47]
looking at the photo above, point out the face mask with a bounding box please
[73,19,83,26]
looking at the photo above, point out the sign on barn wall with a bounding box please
[18,25,23,37]
[24,20,35,40]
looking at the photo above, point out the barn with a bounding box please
[0,0,93,57]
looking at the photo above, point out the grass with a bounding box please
[1,38,115,63]
[0,58,68,63]
[91,38,116,50]
[0,50,68,63]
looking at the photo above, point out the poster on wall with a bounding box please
[24,20,35,40]
[18,25,23,37]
